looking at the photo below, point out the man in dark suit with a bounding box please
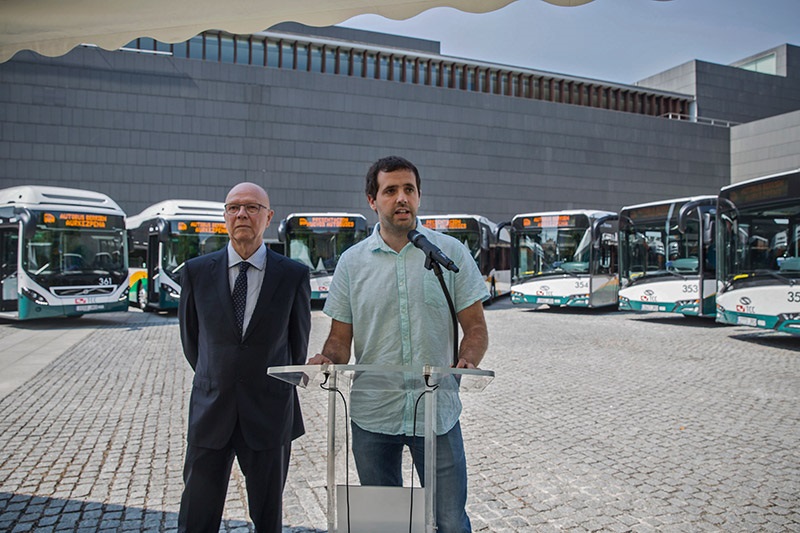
[178,182,311,533]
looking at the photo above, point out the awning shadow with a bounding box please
[0,492,325,532]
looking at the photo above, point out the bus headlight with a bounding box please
[21,287,49,306]
[163,284,180,300]
[118,287,130,301]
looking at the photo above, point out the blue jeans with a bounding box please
[351,421,472,533]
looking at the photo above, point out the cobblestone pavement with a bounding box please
[0,299,798,532]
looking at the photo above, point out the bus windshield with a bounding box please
[282,215,368,276]
[420,218,482,260]
[288,229,364,275]
[621,216,706,281]
[22,213,127,288]
[160,220,228,283]
[514,215,592,278]
[718,204,800,285]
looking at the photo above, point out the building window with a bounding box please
[378,53,389,80]
[252,38,265,66]
[156,40,171,55]
[267,40,279,67]
[352,51,363,77]
[236,36,249,64]
[188,36,203,59]
[338,49,349,75]
[738,53,777,75]
[294,43,306,70]
[205,34,219,61]
[220,35,234,63]
[392,56,402,81]
[442,64,452,88]
[323,46,335,73]
[279,41,292,68]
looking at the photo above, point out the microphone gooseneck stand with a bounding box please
[423,255,459,368]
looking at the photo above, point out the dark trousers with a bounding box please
[178,421,291,533]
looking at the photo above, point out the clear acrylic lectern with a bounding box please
[268,364,494,533]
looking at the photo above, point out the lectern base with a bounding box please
[336,485,425,533]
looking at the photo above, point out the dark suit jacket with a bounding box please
[179,246,311,451]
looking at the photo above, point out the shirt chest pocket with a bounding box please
[423,272,448,308]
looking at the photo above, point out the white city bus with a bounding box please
[716,169,800,333]
[0,186,128,320]
[618,196,717,317]
[510,210,619,308]
[126,200,228,311]
[278,213,369,300]
[418,214,511,302]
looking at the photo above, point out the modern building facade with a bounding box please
[0,23,798,237]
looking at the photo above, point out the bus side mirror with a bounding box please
[16,208,36,239]
[703,212,715,244]
[277,219,287,242]
[156,219,170,243]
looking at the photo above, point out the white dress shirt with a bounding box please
[227,243,267,336]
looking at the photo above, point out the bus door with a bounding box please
[590,215,619,307]
[147,233,160,307]
[0,226,19,312]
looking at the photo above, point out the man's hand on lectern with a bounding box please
[307,353,333,365]
[455,357,477,369]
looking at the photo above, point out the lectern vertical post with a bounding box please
[326,370,337,533]
[424,373,437,533]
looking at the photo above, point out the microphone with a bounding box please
[407,229,459,272]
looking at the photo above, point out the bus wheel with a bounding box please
[137,284,149,311]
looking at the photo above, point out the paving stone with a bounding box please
[0,305,798,531]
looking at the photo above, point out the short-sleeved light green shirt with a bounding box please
[323,221,489,436]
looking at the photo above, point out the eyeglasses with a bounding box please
[224,203,270,216]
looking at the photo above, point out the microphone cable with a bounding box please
[320,371,351,532]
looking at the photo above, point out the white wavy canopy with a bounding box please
[0,0,594,64]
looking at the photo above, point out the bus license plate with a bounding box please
[76,304,104,311]
[737,316,758,326]
[641,304,660,311]
[537,298,556,304]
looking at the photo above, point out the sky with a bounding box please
[340,0,800,84]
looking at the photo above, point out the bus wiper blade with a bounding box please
[664,270,687,281]
[554,268,579,278]
[630,270,685,283]
[755,269,796,285]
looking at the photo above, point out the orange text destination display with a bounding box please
[177,221,228,234]
[422,218,468,230]
[627,203,673,221]
[524,215,576,228]
[42,212,112,229]
[298,217,356,228]
[728,177,789,206]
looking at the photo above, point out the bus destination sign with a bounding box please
[524,215,574,228]
[727,177,790,206]
[422,218,467,230]
[42,212,110,229]
[177,221,228,234]
[628,203,673,221]
[298,217,356,228]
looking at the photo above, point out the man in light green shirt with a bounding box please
[309,156,489,533]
